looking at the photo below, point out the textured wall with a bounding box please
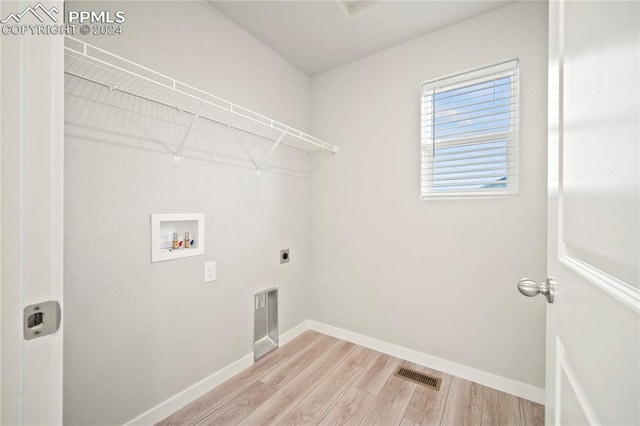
[65,2,550,424]
[63,2,312,424]
[309,1,548,388]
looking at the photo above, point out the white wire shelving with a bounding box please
[63,36,338,174]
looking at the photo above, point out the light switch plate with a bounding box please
[204,261,216,282]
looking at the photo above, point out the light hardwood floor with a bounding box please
[158,331,544,426]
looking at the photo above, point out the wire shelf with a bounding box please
[63,36,338,172]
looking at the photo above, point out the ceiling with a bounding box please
[210,1,516,76]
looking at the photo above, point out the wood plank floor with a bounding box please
[158,331,544,426]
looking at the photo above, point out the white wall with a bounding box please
[71,1,310,131]
[65,1,550,423]
[309,1,548,389]
[63,2,312,424]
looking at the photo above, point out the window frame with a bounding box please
[420,59,520,199]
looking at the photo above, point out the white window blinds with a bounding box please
[420,59,519,198]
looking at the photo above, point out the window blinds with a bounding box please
[420,59,519,198]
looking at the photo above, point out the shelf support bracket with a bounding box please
[308,150,335,178]
[174,99,205,163]
[257,131,287,172]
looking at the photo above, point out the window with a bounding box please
[420,60,519,198]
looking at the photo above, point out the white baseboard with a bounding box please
[125,319,543,424]
[279,320,311,346]
[307,320,545,404]
[124,352,253,425]
[123,321,310,425]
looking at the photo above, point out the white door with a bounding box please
[0,1,64,424]
[544,0,639,424]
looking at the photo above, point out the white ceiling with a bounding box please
[210,1,516,76]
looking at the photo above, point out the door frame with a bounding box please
[0,1,65,423]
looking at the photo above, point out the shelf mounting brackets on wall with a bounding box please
[174,99,205,163]
[256,130,288,174]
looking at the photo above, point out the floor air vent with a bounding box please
[394,366,442,390]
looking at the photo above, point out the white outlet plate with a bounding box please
[204,261,216,282]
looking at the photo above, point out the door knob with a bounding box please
[517,277,555,303]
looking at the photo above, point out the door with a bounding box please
[545,0,639,424]
[0,1,64,424]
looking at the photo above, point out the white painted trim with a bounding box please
[124,318,544,425]
[307,320,545,404]
[279,320,310,346]
[560,255,640,313]
[555,336,562,425]
[124,353,254,426]
[123,321,310,425]
[1,5,65,423]
[555,337,601,425]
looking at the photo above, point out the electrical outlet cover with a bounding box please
[204,261,216,282]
